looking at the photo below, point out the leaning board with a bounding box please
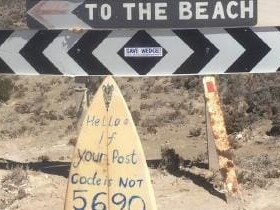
[64,76,157,210]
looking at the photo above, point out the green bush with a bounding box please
[0,77,13,102]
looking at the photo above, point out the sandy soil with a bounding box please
[0,75,280,210]
[1,168,279,210]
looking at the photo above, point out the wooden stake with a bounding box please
[206,104,220,172]
[203,76,239,199]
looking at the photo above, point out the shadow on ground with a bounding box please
[0,157,226,201]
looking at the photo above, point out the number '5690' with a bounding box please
[73,190,146,210]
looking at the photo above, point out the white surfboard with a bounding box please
[64,76,157,210]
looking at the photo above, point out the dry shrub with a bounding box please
[50,78,62,86]
[237,169,270,189]
[235,153,280,189]
[1,166,28,209]
[35,82,51,94]
[147,126,157,134]
[193,152,208,164]
[152,85,163,94]
[13,84,27,98]
[68,137,77,146]
[170,76,203,92]
[65,122,78,134]
[186,101,199,115]
[160,147,181,174]
[0,77,13,102]
[123,93,132,102]
[2,166,28,188]
[228,134,243,149]
[264,168,280,178]
[141,117,156,127]
[38,155,50,162]
[140,103,152,110]
[189,127,202,137]
[57,89,74,102]
[34,95,45,103]
[140,92,148,100]
[43,110,64,121]
[64,105,78,119]
[168,110,181,121]
[162,110,182,123]
[219,75,280,134]
[131,110,141,126]
[176,102,188,110]
[266,125,280,136]
[14,103,32,114]
[143,78,156,92]
[223,105,251,134]
[0,125,30,139]
[0,0,26,29]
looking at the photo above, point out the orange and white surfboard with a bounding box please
[64,76,157,210]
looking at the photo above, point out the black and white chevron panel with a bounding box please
[0,28,280,76]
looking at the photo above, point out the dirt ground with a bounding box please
[0,75,279,210]
[0,1,280,209]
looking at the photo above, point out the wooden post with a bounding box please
[206,104,220,172]
[74,81,87,132]
[203,76,239,200]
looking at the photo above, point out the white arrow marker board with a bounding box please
[64,76,157,210]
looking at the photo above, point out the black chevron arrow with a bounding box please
[173,30,219,74]
[20,30,62,75]
[26,0,47,29]
[0,31,14,74]
[68,31,111,75]
[225,28,271,73]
